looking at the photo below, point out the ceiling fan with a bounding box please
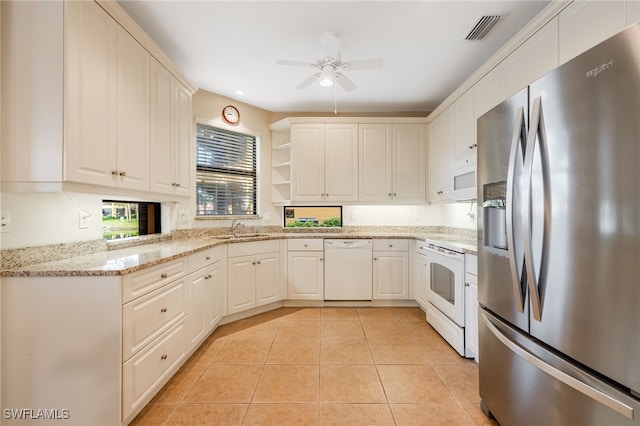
[276,32,383,92]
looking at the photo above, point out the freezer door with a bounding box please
[525,23,640,393]
[480,309,640,426]
[477,88,529,332]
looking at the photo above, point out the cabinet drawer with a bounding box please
[188,245,226,273]
[287,238,323,251]
[373,239,409,252]
[123,258,186,303]
[465,254,478,276]
[122,279,186,361]
[122,320,186,421]
[228,240,279,257]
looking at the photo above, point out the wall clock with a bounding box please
[222,105,240,124]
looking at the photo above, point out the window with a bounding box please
[196,123,257,216]
[284,206,342,228]
[102,200,161,240]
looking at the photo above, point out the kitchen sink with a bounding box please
[215,233,271,240]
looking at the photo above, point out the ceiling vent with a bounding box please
[465,15,501,41]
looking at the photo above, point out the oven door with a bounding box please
[425,246,465,326]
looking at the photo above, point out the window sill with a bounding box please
[194,214,261,221]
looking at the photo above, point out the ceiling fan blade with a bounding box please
[343,58,383,70]
[296,73,321,90]
[320,32,341,61]
[276,59,316,68]
[335,73,356,92]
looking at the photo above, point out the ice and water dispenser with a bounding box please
[483,181,507,250]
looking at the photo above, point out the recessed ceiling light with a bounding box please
[235,90,244,96]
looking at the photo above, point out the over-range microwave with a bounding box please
[450,156,477,201]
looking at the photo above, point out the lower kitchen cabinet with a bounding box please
[413,242,430,309]
[287,239,324,300]
[465,254,479,362]
[187,246,227,351]
[372,239,409,299]
[227,241,282,315]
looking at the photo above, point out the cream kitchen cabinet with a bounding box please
[227,241,282,315]
[372,239,409,300]
[474,64,507,120]
[1,0,194,195]
[291,123,358,202]
[464,254,479,362]
[502,16,559,99]
[150,58,193,196]
[412,242,430,310]
[451,89,477,163]
[287,239,324,300]
[186,246,227,350]
[359,123,426,203]
[66,3,151,191]
[428,110,453,202]
[559,0,640,65]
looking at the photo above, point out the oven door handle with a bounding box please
[421,245,463,260]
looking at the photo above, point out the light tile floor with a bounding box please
[131,307,499,426]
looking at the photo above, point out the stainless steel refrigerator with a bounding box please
[477,23,640,425]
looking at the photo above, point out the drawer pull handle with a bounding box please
[161,273,168,279]
[160,308,167,313]
[304,244,308,247]
[205,256,211,260]
[161,354,168,360]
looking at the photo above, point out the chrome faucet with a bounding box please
[231,219,244,237]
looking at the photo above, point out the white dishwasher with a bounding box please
[324,239,373,300]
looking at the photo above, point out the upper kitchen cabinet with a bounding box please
[0,0,195,194]
[559,0,640,65]
[149,59,193,196]
[291,123,358,202]
[451,89,476,162]
[359,123,426,203]
[65,2,150,191]
[428,109,453,202]
[502,16,559,99]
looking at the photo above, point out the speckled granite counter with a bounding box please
[1,228,477,277]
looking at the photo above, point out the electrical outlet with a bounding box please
[79,211,90,229]
[350,211,357,221]
[263,212,272,221]
[1,210,11,233]
[179,210,190,222]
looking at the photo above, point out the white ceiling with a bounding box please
[118,1,550,113]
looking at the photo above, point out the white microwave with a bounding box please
[450,156,477,201]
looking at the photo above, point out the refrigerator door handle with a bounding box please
[523,97,547,321]
[482,314,635,419]
[506,106,527,313]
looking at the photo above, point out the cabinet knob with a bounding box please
[119,171,126,177]
[304,244,308,247]
[374,257,377,261]
[468,145,473,150]
[389,244,393,248]
[160,308,167,313]
[160,354,168,360]
[252,262,256,265]
[111,170,118,176]
[160,273,168,279]
[393,193,397,196]
[205,256,211,260]
[320,258,323,261]
[465,282,470,287]
[257,261,261,265]
[388,193,393,197]
[175,183,181,187]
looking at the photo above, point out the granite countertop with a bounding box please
[1,231,477,277]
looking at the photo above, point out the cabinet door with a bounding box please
[428,111,452,202]
[287,252,324,300]
[174,81,193,195]
[149,59,175,194]
[116,27,150,191]
[227,255,256,314]
[559,0,638,64]
[414,252,429,309]
[452,90,477,162]
[325,124,358,201]
[188,270,207,349]
[475,64,506,119]
[359,124,393,202]
[392,124,426,203]
[291,124,325,201]
[207,260,227,330]
[503,17,559,98]
[256,252,281,307]
[65,0,117,187]
[373,252,409,299]
[465,272,479,361]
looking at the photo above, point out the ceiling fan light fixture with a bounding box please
[319,75,334,87]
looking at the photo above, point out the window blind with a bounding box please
[196,124,257,216]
